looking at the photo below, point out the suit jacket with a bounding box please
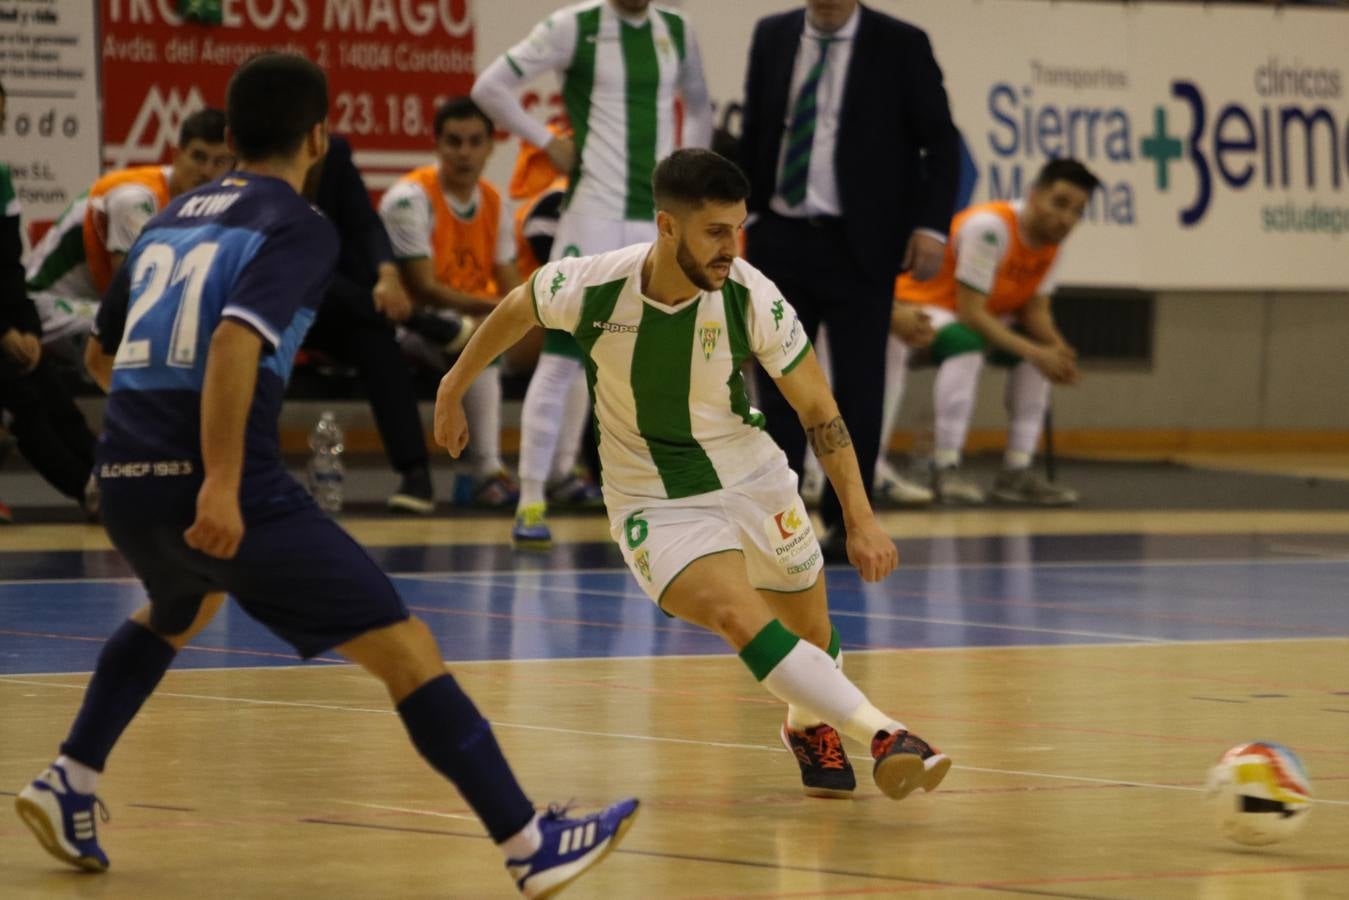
[311,134,396,324]
[739,5,959,287]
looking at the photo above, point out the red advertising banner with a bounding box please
[99,0,474,191]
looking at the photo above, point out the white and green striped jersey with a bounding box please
[495,0,712,222]
[531,243,812,501]
[23,193,96,301]
[0,164,19,219]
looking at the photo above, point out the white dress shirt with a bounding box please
[768,7,946,245]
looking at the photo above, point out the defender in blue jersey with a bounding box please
[15,54,637,899]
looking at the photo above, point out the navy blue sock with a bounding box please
[396,674,535,843]
[60,620,177,771]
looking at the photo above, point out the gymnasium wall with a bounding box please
[481,0,1349,441]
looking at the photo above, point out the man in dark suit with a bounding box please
[302,135,435,513]
[740,0,959,557]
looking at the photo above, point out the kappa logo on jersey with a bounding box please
[594,320,639,334]
[549,270,567,299]
[104,86,207,169]
[700,322,721,360]
[775,507,804,540]
[982,230,999,246]
[771,299,785,330]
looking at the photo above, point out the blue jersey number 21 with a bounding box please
[113,241,219,370]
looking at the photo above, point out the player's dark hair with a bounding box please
[178,107,226,147]
[434,97,494,140]
[1033,158,1102,195]
[653,148,750,211]
[226,53,328,162]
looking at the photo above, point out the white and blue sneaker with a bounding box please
[507,798,639,899]
[15,763,110,872]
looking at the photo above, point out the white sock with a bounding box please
[55,755,98,794]
[786,641,842,731]
[933,448,961,470]
[934,352,983,466]
[519,478,547,509]
[519,354,583,486]
[463,366,504,476]
[549,373,591,484]
[1005,360,1051,466]
[877,335,909,483]
[499,811,543,861]
[746,623,904,749]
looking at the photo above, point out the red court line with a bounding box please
[874,585,1338,637]
[690,862,1349,899]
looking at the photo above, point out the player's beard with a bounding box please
[676,238,732,292]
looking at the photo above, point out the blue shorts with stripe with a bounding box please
[99,470,408,658]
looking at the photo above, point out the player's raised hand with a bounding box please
[433,385,470,458]
[845,518,899,582]
[184,478,245,560]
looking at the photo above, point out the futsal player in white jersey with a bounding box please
[435,149,952,803]
[473,0,714,548]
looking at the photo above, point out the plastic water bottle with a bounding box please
[307,411,345,513]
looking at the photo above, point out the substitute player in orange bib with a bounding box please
[895,158,1100,506]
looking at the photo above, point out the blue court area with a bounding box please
[2,532,1347,675]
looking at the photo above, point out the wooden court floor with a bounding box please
[1,508,1347,899]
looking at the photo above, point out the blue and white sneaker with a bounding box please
[507,798,639,899]
[15,763,110,872]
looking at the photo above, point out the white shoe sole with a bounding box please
[874,753,952,801]
[15,793,107,872]
[386,494,435,515]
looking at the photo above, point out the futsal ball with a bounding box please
[1206,741,1312,846]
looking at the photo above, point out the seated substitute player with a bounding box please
[896,158,1099,506]
[380,97,521,508]
[24,108,233,368]
[435,148,952,802]
[14,53,637,898]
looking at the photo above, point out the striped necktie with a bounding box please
[778,37,833,208]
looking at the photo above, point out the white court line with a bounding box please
[333,800,478,823]
[3,552,1349,591]
[2,637,1345,682]
[4,675,1345,809]
[400,573,1177,643]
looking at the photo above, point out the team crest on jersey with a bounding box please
[700,322,722,359]
[774,507,804,540]
[634,548,653,582]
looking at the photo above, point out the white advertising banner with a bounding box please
[481,0,1349,290]
[0,0,100,225]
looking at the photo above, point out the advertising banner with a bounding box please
[99,0,476,192]
[0,0,101,225]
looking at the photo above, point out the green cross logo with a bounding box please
[1141,106,1184,192]
[982,231,998,246]
[549,271,567,299]
[771,299,784,330]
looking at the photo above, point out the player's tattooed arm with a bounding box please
[807,416,852,458]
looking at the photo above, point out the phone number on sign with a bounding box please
[334,92,453,139]
[317,40,472,75]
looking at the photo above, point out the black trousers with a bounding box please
[747,212,894,534]
[304,298,428,476]
[0,358,95,501]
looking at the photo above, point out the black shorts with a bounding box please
[100,474,408,658]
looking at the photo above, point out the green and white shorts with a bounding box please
[606,459,824,609]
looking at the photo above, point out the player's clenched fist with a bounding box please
[845,520,900,583]
[433,381,470,459]
[184,479,245,560]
